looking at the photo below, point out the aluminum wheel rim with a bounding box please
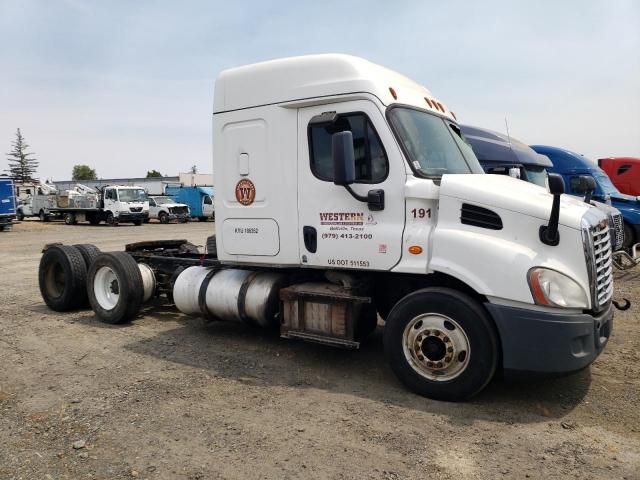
[93,266,120,310]
[402,313,470,381]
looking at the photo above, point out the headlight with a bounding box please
[528,267,589,309]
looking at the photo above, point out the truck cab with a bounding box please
[209,54,615,398]
[598,157,640,196]
[531,145,640,249]
[101,186,149,225]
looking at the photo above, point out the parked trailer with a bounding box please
[38,54,625,401]
[0,177,17,231]
[164,186,214,221]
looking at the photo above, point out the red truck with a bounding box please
[598,157,640,196]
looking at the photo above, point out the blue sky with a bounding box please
[1,0,638,180]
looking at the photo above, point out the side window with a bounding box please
[203,195,212,205]
[105,189,114,200]
[308,113,388,184]
[149,198,156,207]
[570,176,587,194]
[618,164,632,175]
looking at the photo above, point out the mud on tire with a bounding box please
[39,245,88,311]
[87,252,144,324]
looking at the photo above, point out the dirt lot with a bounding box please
[0,220,639,480]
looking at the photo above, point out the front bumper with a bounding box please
[485,302,613,377]
[116,212,148,222]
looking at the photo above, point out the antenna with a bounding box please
[504,117,512,148]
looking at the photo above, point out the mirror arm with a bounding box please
[539,194,561,246]
[343,185,368,203]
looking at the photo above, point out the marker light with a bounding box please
[409,246,423,255]
[389,87,397,100]
[424,97,433,108]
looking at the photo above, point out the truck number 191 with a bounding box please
[411,208,431,219]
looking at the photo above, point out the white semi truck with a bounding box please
[19,184,149,225]
[38,55,620,401]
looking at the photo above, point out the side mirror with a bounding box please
[332,131,356,186]
[540,173,564,246]
[547,173,565,195]
[578,175,596,204]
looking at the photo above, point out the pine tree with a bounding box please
[5,129,39,183]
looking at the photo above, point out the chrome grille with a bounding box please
[591,221,614,309]
[611,212,624,250]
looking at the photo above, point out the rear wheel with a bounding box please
[39,210,49,222]
[384,287,499,401]
[64,213,77,225]
[87,252,144,324]
[88,215,100,225]
[73,244,101,270]
[16,210,24,221]
[38,245,88,311]
[198,216,208,222]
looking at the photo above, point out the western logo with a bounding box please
[319,212,364,225]
[235,179,256,206]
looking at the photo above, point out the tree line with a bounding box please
[4,129,199,182]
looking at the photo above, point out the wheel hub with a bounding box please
[403,314,470,381]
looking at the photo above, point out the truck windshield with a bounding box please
[388,107,484,177]
[118,189,147,202]
[524,166,548,188]
[593,170,620,196]
[153,196,173,205]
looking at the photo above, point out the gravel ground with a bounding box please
[1,219,639,480]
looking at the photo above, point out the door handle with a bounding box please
[303,226,317,253]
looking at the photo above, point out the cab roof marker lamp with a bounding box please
[424,97,433,108]
[389,87,397,100]
[528,267,589,309]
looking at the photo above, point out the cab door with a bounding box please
[297,100,405,270]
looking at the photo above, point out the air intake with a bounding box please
[460,203,503,230]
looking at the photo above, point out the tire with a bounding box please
[206,234,217,257]
[143,218,150,224]
[16,210,24,221]
[383,287,499,402]
[106,212,118,227]
[623,222,635,250]
[198,216,208,222]
[64,213,77,225]
[133,220,142,226]
[88,216,100,226]
[87,252,145,324]
[158,212,169,224]
[38,245,88,311]
[39,210,49,222]
[73,244,101,270]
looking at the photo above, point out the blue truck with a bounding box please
[531,145,640,250]
[164,186,214,221]
[0,177,17,232]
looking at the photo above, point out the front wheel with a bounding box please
[106,212,118,227]
[16,210,24,221]
[383,287,499,402]
[39,210,49,222]
[158,212,169,224]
